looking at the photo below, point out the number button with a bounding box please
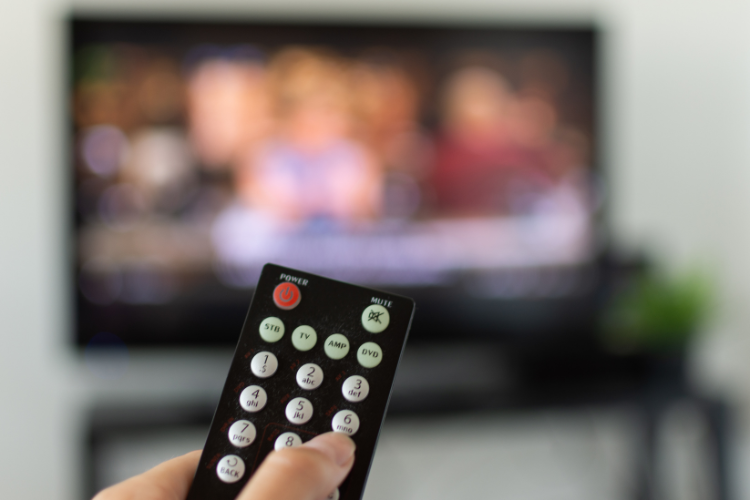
[296,363,324,390]
[285,397,313,425]
[239,385,267,412]
[216,455,245,483]
[332,410,360,436]
[291,325,317,351]
[259,317,285,343]
[361,304,389,333]
[342,375,369,402]
[228,420,256,448]
[324,333,350,360]
[274,432,302,451]
[356,342,382,368]
[251,351,278,378]
[326,489,340,500]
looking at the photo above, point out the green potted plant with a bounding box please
[602,268,714,384]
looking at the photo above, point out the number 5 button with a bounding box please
[286,397,313,425]
[342,375,369,402]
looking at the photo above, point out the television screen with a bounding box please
[70,17,600,345]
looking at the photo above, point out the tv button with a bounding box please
[273,282,301,310]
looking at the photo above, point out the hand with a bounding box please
[93,432,356,500]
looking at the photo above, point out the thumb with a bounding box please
[238,432,355,500]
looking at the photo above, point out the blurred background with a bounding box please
[2,0,750,499]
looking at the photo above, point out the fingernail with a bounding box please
[303,432,356,466]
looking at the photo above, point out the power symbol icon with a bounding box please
[273,282,301,310]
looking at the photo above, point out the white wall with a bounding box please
[2,0,750,498]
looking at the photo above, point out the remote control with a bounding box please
[186,263,415,500]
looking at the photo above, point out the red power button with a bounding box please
[273,282,301,310]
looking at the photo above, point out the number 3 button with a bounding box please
[332,410,360,436]
[342,375,369,402]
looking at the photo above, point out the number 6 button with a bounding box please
[332,410,360,436]
[342,375,369,402]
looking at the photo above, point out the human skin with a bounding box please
[92,432,356,500]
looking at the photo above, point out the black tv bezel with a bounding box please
[67,14,605,349]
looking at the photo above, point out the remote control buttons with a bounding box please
[216,455,245,483]
[296,363,324,390]
[259,317,284,343]
[332,410,360,436]
[273,282,301,310]
[228,420,256,448]
[240,385,267,412]
[251,352,278,378]
[361,304,389,333]
[326,489,340,500]
[357,342,382,368]
[324,334,350,360]
[291,325,317,351]
[286,397,313,424]
[274,432,303,451]
[342,375,369,402]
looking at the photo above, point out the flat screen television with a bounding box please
[69,16,601,346]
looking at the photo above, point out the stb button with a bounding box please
[273,282,301,310]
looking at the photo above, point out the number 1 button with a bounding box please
[251,351,278,378]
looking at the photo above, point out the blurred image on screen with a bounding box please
[71,19,598,344]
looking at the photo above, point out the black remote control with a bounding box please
[186,263,415,500]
